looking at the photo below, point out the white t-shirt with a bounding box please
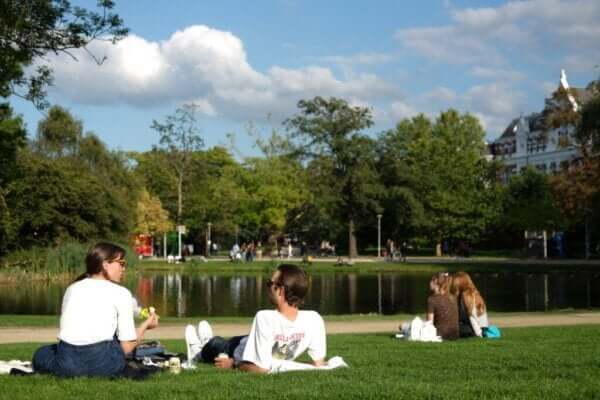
[58,278,137,345]
[242,310,326,370]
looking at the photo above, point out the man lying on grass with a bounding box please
[185,264,326,373]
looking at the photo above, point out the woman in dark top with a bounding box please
[426,272,459,340]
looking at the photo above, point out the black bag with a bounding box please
[458,297,476,338]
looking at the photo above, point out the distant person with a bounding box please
[230,243,240,261]
[385,239,392,261]
[400,241,408,263]
[184,264,326,373]
[300,241,308,264]
[32,243,159,377]
[451,272,488,337]
[425,272,459,340]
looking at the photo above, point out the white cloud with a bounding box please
[470,66,526,81]
[322,52,396,66]
[420,87,458,103]
[394,0,600,67]
[389,100,419,121]
[40,26,395,122]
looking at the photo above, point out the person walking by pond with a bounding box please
[184,264,327,373]
[32,242,159,378]
[451,271,488,337]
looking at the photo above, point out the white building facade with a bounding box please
[491,70,597,182]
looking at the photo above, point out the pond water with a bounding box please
[1,270,600,317]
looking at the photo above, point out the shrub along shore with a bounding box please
[2,257,600,283]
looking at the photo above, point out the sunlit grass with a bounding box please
[1,326,599,399]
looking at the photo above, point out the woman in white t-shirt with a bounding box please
[32,243,159,377]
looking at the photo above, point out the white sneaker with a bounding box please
[185,324,203,366]
[197,320,214,346]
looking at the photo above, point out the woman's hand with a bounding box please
[143,313,159,330]
[147,313,159,329]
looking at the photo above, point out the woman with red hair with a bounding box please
[451,272,488,337]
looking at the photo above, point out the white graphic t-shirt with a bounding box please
[242,310,326,370]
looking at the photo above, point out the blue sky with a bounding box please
[11,0,600,156]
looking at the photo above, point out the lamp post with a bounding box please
[377,214,382,258]
[207,222,212,257]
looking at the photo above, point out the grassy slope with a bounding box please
[1,326,599,399]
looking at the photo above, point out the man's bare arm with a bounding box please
[312,358,326,367]
[238,361,269,374]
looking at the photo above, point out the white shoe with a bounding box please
[185,324,203,366]
[197,320,214,346]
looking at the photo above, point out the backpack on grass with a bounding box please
[482,325,501,339]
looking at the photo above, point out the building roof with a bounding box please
[494,76,598,143]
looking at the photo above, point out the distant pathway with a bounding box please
[1,313,599,344]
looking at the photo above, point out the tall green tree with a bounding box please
[1,0,128,109]
[151,104,204,225]
[577,94,600,153]
[393,110,500,255]
[35,105,82,157]
[0,104,27,254]
[377,118,429,242]
[503,167,563,233]
[285,97,381,258]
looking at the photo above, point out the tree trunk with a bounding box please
[348,218,358,259]
[177,173,183,224]
[435,232,442,257]
[585,216,591,259]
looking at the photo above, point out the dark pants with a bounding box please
[32,338,126,378]
[199,335,246,363]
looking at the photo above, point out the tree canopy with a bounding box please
[1,0,128,109]
[285,97,381,258]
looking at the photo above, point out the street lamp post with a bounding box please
[377,214,382,258]
[207,222,212,257]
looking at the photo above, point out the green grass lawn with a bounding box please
[1,325,599,399]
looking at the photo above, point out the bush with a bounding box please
[45,241,87,273]
[1,240,138,276]
[0,246,48,272]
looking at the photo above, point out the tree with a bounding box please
[0,103,26,185]
[391,111,500,256]
[577,95,600,153]
[285,97,381,258]
[6,152,133,246]
[503,167,563,233]
[35,105,82,157]
[1,0,128,109]
[377,117,429,242]
[134,189,173,236]
[151,104,204,225]
[0,104,26,254]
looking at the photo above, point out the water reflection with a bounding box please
[1,271,599,316]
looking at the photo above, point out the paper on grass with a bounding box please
[270,356,348,374]
[398,317,442,342]
[0,360,33,374]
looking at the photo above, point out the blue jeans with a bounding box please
[199,336,246,363]
[32,338,126,378]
